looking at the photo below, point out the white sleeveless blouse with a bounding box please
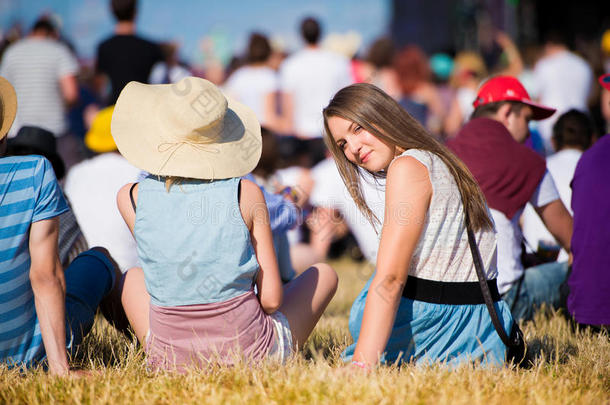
[390,149,498,282]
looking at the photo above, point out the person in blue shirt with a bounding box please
[0,76,124,375]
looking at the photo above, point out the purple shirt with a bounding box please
[568,135,610,326]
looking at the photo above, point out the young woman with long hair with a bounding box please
[323,83,515,368]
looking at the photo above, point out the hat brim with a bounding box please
[111,80,262,180]
[521,99,556,120]
[600,74,610,91]
[0,77,17,140]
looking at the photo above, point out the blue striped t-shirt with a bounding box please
[0,155,68,366]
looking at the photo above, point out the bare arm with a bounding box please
[535,199,573,252]
[278,92,294,135]
[29,218,69,376]
[443,97,464,137]
[59,75,78,107]
[262,92,285,134]
[352,156,431,366]
[117,183,137,235]
[495,31,524,77]
[240,179,283,313]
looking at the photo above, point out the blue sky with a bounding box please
[0,0,391,64]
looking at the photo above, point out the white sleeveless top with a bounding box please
[390,149,498,282]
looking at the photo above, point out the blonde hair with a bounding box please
[322,83,493,232]
[164,176,180,191]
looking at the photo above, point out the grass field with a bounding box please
[1,257,609,404]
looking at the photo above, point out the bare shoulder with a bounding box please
[387,155,430,186]
[239,179,266,229]
[239,178,265,204]
[117,182,138,215]
[117,182,137,202]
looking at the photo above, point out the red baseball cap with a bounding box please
[600,74,610,91]
[473,75,556,120]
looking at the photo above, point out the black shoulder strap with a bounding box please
[129,183,138,213]
[465,214,513,347]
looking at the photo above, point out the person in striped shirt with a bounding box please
[0,77,123,375]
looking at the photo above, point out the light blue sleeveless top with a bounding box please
[134,176,259,307]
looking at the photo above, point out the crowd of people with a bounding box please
[1,0,609,375]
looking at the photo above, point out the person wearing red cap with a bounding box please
[447,75,573,322]
[566,74,610,332]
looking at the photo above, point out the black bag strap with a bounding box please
[465,214,514,347]
[129,183,138,213]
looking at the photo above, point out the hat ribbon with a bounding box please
[156,140,220,176]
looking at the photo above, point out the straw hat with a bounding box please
[0,76,17,141]
[85,106,116,153]
[111,77,261,179]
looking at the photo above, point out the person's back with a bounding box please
[281,48,350,138]
[64,152,140,271]
[97,35,162,104]
[521,109,593,262]
[0,155,68,365]
[569,135,610,329]
[224,66,278,124]
[135,176,277,369]
[0,38,77,137]
[535,51,591,114]
[95,0,163,104]
[114,76,337,372]
[534,37,593,154]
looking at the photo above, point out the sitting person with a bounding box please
[448,76,572,322]
[323,83,515,368]
[521,109,593,264]
[7,125,89,268]
[567,74,610,333]
[113,77,337,371]
[64,106,141,273]
[0,76,123,375]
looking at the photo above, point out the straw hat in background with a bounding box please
[0,76,18,141]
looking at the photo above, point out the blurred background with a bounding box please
[2,0,609,167]
[1,0,610,297]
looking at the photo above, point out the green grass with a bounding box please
[1,257,608,404]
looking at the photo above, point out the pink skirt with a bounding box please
[145,290,291,371]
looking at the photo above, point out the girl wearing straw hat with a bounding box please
[112,77,337,371]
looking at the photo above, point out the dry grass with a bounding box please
[1,257,608,404]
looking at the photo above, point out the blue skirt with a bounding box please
[342,273,515,367]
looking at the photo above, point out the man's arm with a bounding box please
[535,199,573,252]
[29,217,69,376]
[59,74,78,107]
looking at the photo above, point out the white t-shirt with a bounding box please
[309,158,385,264]
[493,170,561,293]
[148,62,191,85]
[521,149,581,262]
[223,65,278,126]
[64,153,142,272]
[0,38,78,137]
[456,87,476,122]
[280,48,352,138]
[533,51,593,154]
